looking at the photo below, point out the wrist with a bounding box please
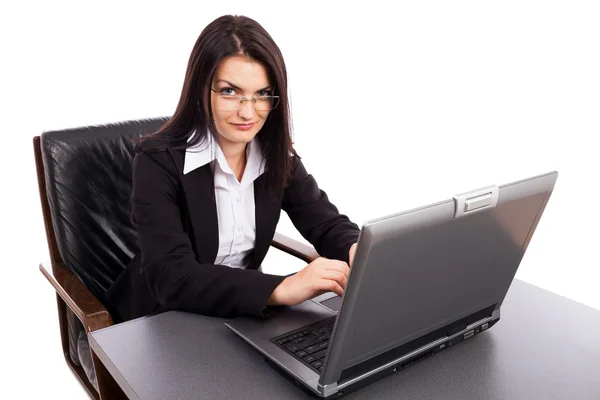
[349,242,357,266]
[267,277,290,306]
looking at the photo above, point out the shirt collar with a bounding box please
[182,132,214,175]
[183,131,266,184]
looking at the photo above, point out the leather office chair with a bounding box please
[34,117,319,400]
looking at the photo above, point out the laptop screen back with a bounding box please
[321,172,557,385]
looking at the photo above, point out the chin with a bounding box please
[223,129,259,144]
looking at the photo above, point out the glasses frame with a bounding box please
[210,88,280,111]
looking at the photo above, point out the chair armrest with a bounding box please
[271,232,319,263]
[40,262,113,332]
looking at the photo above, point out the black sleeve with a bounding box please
[282,155,360,264]
[131,151,285,318]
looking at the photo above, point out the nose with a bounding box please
[238,99,256,120]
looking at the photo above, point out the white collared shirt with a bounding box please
[184,132,266,269]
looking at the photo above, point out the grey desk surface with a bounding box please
[89,280,600,400]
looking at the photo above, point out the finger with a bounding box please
[319,271,348,290]
[323,262,350,277]
[320,280,344,297]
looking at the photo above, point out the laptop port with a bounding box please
[463,330,475,339]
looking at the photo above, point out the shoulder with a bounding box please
[288,153,310,182]
[133,148,183,175]
[282,153,317,199]
[132,149,186,192]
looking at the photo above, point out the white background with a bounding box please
[2,1,599,398]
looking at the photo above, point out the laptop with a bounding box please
[225,171,558,398]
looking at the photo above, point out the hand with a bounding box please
[349,243,357,267]
[267,257,350,306]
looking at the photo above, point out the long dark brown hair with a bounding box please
[137,15,297,193]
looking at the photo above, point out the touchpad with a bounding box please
[319,295,342,312]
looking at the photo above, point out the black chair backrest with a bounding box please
[40,117,169,305]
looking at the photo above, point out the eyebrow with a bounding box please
[215,79,272,92]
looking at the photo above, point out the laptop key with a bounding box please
[312,349,327,360]
[311,360,323,369]
[295,350,308,358]
[317,341,328,350]
[284,342,301,352]
[277,337,292,345]
[303,355,316,363]
[305,345,319,354]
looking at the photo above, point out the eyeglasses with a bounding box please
[211,88,280,111]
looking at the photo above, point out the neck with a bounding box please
[220,141,248,181]
[222,143,246,165]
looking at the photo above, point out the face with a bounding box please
[210,55,274,151]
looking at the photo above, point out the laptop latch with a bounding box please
[453,185,499,218]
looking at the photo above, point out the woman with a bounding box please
[106,15,360,323]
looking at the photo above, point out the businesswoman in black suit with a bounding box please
[106,15,360,323]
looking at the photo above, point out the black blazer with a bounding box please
[106,148,360,322]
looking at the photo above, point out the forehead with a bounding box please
[213,56,271,88]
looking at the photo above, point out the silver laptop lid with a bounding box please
[320,171,558,387]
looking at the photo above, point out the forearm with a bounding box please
[143,257,285,317]
[349,242,358,266]
[311,219,360,263]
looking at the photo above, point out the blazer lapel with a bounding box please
[251,173,283,269]
[168,148,219,265]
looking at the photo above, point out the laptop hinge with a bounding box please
[453,185,499,218]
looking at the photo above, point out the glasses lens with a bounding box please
[255,96,280,111]
[217,95,280,111]
[218,95,242,110]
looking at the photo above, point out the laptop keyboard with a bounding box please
[271,316,336,373]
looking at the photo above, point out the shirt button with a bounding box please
[237,226,243,232]
[236,197,244,203]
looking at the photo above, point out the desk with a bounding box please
[89,280,600,399]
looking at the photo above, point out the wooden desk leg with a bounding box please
[91,351,128,400]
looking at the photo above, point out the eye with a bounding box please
[219,87,237,96]
[257,89,272,97]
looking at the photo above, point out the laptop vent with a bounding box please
[398,350,435,371]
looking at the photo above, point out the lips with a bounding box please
[232,123,255,131]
